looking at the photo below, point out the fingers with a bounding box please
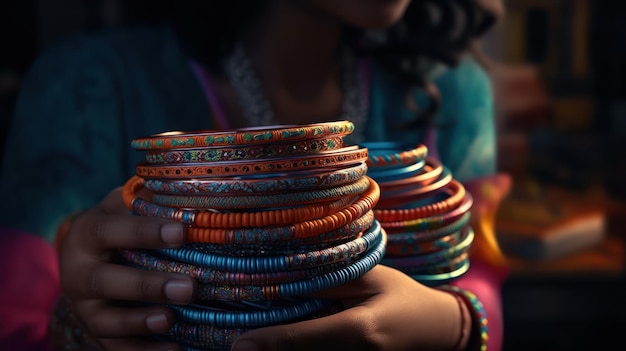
[67,262,195,304]
[99,337,182,351]
[232,307,377,351]
[74,301,177,337]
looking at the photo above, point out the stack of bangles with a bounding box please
[121,121,386,351]
[363,142,488,350]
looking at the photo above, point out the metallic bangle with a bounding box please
[135,146,368,179]
[150,176,371,210]
[142,162,368,195]
[375,166,453,208]
[145,136,345,164]
[377,156,443,191]
[131,120,355,150]
[361,142,428,167]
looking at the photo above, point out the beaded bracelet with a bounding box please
[131,121,355,150]
[158,220,383,273]
[150,176,371,210]
[193,230,386,301]
[438,285,489,351]
[362,142,428,167]
[145,136,344,164]
[123,249,357,286]
[135,146,369,179]
[186,180,380,243]
[123,175,372,230]
[142,162,368,195]
[374,179,465,222]
[168,298,331,328]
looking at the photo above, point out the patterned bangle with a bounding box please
[385,229,465,257]
[150,176,371,210]
[362,142,428,167]
[142,162,368,195]
[123,175,369,229]
[145,136,345,164]
[135,146,368,179]
[131,121,355,150]
[438,285,489,351]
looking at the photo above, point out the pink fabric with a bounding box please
[0,229,60,351]
[454,258,508,351]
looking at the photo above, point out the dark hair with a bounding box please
[161,0,499,127]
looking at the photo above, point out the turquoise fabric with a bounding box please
[0,25,495,242]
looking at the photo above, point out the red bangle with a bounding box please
[374,179,466,222]
[131,121,355,150]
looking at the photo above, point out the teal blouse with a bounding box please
[0,25,495,242]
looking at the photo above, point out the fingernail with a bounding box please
[231,340,260,351]
[145,312,170,333]
[164,279,193,304]
[161,223,183,246]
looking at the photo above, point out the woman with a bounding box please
[0,0,508,350]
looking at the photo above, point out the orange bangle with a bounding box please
[131,121,355,150]
[374,179,466,222]
[187,177,380,243]
[123,175,367,228]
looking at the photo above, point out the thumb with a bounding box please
[230,306,373,351]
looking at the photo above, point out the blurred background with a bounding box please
[1,0,625,350]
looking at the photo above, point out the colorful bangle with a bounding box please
[362,142,428,167]
[131,121,355,150]
[410,258,470,286]
[374,179,465,222]
[365,159,426,183]
[381,226,473,269]
[378,192,473,232]
[375,167,453,208]
[158,220,383,273]
[168,298,331,328]
[438,285,489,351]
[150,176,371,210]
[142,162,368,195]
[385,229,465,257]
[145,136,345,164]
[135,146,369,179]
[123,175,370,229]
[376,156,443,191]
[384,211,470,239]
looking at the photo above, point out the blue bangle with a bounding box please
[366,159,426,183]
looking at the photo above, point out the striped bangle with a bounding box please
[362,142,428,167]
[145,136,344,164]
[131,121,355,150]
[438,285,489,351]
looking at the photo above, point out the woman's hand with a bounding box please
[58,187,196,351]
[232,264,466,351]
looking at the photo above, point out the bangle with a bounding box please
[150,176,371,210]
[131,121,355,150]
[374,179,465,222]
[377,156,443,191]
[365,159,426,182]
[438,285,489,351]
[123,175,366,229]
[158,220,383,273]
[410,259,471,286]
[142,162,368,195]
[362,142,428,167]
[385,229,465,257]
[135,146,369,179]
[145,136,345,164]
[375,166,453,208]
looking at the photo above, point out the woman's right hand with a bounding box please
[58,187,196,351]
